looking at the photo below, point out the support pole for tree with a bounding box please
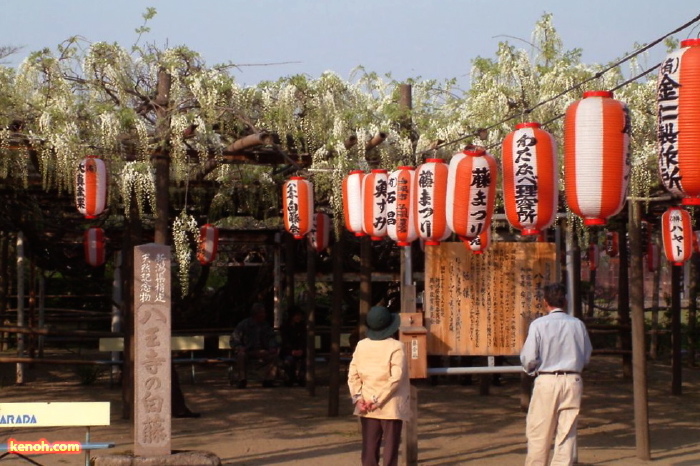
[328,233,344,417]
[629,200,650,460]
[16,231,25,385]
[305,241,316,397]
[671,263,683,395]
[564,219,580,316]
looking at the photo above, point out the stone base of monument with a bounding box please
[93,450,221,465]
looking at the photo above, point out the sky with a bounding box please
[1,1,699,89]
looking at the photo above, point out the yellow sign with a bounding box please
[424,242,556,356]
[0,402,110,427]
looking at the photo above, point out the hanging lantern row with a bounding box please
[197,223,219,265]
[282,177,314,240]
[657,39,700,205]
[661,207,692,266]
[75,156,108,219]
[84,226,105,267]
[502,123,558,235]
[564,91,631,226]
[308,212,331,253]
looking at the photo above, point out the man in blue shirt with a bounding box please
[520,283,592,466]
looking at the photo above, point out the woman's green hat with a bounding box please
[366,306,400,341]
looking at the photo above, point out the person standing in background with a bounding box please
[520,283,593,466]
[348,306,410,466]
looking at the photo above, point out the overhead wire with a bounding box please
[419,12,700,157]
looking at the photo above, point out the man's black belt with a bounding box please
[538,371,580,375]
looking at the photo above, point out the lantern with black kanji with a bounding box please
[76,156,108,219]
[343,170,365,236]
[661,207,692,266]
[414,159,451,245]
[462,228,491,255]
[564,91,630,226]
[283,177,314,239]
[587,243,599,271]
[502,122,558,235]
[387,166,417,246]
[308,212,331,253]
[446,147,498,238]
[605,231,619,257]
[362,169,388,240]
[657,39,700,205]
[84,227,106,267]
[197,224,219,265]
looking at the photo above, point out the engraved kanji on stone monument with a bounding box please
[134,244,171,456]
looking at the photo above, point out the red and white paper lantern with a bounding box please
[283,177,314,239]
[646,242,660,272]
[587,243,599,271]
[605,231,619,257]
[564,91,631,226]
[414,159,451,245]
[308,212,331,253]
[446,148,498,238]
[387,166,417,246]
[84,227,106,267]
[657,39,700,205]
[197,223,219,265]
[502,122,558,235]
[462,228,491,255]
[661,207,693,266]
[362,169,388,240]
[343,170,365,236]
[76,156,108,219]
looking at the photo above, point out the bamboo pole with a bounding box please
[225,132,272,153]
[629,200,651,460]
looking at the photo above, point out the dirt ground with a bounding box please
[0,354,698,466]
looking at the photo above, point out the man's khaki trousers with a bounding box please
[525,373,583,466]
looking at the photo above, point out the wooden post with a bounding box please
[273,234,282,330]
[153,69,172,247]
[0,232,8,351]
[359,236,372,338]
[586,267,597,319]
[328,233,344,417]
[629,200,651,460]
[16,231,25,385]
[305,241,316,397]
[284,233,296,310]
[618,221,632,379]
[38,273,45,358]
[671,263,682,395]
[564,219,580,316]
[650,239,662,360]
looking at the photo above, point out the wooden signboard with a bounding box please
[425,242,556,356]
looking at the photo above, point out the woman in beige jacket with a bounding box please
[348,306,411,466]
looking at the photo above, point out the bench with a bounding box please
[99,336,206,384]
[0,401,113,466]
